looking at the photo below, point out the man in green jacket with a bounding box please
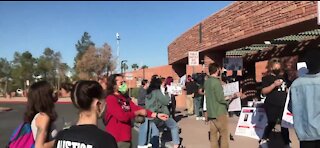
[204,63,239,148]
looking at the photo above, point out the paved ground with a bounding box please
[0,97,299,148]
[177,112,299,148]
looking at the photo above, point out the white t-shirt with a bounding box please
[31,113,58,141]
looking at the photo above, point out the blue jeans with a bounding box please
[138,119,160,147]
[194,96,203,117]
[139,118,180,146]
[165,118,180,145]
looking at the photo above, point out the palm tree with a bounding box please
[141,65,148,69]
[131,64,139,71]
[141,65,148,79]
[121,63,128,73]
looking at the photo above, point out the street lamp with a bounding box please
[116,33,121,73]
[121,60,127,74]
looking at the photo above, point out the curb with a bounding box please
[0,101,72,104]
[0,107,13,112]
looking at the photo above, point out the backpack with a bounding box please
[7,122,35,148]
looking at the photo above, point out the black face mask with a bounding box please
[273,69,281,75]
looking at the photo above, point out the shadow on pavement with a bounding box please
[175,114,187,123]
[264,131,287,148]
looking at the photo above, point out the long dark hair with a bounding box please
[24,81,57,123]
[71,80,103,110]
[106,74,123,96]
[147,75,162,94]
[60,82,73,93]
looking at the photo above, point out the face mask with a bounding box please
[273,69,281,75]
[118,83,128,94]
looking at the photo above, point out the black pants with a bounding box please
[300,140,320,148]
[262,122,290,144]
[168,95,176,119]
[262,104,290,144]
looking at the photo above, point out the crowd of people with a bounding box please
[9,46,320,148]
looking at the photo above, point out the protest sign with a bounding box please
[223,81,241,111]
[235,107,268,140]
[281,89,294,128]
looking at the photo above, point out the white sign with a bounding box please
[168,83,183,95]
[235,107,268,140]
[188,51,199,66]
[223,81,241,111]
[297,62,308,77]
[223,81,239,96]
[281,88,294,128]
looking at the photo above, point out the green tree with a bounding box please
[74,32,95,70]
[141,65,148,69]
[11,51,36,91]
[121,63,128,73]
[131,64,139,70]
[141,65,148,79]
[0,58,12,95]
[36,48,61,87]
[58,63,70,83]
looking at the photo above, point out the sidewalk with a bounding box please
[177,110,299,148]
[0,97,72,104]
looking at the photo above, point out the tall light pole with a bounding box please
[116,33,121,73]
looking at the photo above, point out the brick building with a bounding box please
[127,1,320,109]
[168,1,318,81]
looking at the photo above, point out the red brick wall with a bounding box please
[124,65,180,88]
[168,1,317,64]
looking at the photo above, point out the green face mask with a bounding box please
[118,83,128,94]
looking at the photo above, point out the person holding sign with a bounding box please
[204,63,240,148]
[259,58,291,148]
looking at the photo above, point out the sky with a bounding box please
[0,1,233,71]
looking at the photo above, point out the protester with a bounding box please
[137,79,149,107]
[290,47,320,148]
[193,74,205,121]
[162,76,176,119]
[204,63,239,148]
[185,75,197,116]
[24,81,58,148]
[260,58,291,148]
[59,82,73,97]
[104,74,168,148]
[54,80,118,148]
[144,75,183,148]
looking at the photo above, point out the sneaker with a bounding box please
[259,139,268,148]
[196,117,200,120]
[201,117,206,120]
